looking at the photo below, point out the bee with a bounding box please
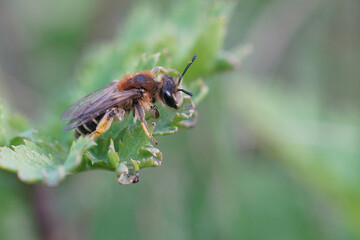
[61,54,197,145]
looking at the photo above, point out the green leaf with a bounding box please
[0,0,246,186]
[114,124,163,184]
[0,138,94,187]
[153,97,197,136]
[119,127,161,166]
[107,139,120,169]
[64,137,96,171]
[184,17,227,81]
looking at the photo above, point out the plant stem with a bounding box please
[29,185,65,240]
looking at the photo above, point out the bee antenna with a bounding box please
[178,53,197,85]
[178,89,193,96]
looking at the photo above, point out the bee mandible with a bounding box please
[61,54,197,145]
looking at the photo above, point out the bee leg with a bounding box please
[147,105,160,120]
[114,108,126,121]
[89,108,118,138]
[134,104,158,145]
[151,67,167,74]
[151,67,180,76]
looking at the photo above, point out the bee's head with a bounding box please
[159,54,197,109]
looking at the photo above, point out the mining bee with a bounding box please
[61,54,197,145]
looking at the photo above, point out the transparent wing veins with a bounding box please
[61,82,141,130]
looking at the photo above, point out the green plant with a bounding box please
[0,0,243,187]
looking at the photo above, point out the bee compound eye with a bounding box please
[163,90,177,109]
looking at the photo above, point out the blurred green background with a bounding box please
[0,0,359,239]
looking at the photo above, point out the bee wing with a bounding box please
[62,85,141,130]
[61,81,119,121]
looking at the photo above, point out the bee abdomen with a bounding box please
[74,113,104,138]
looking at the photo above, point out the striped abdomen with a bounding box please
[74,113,105,138]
